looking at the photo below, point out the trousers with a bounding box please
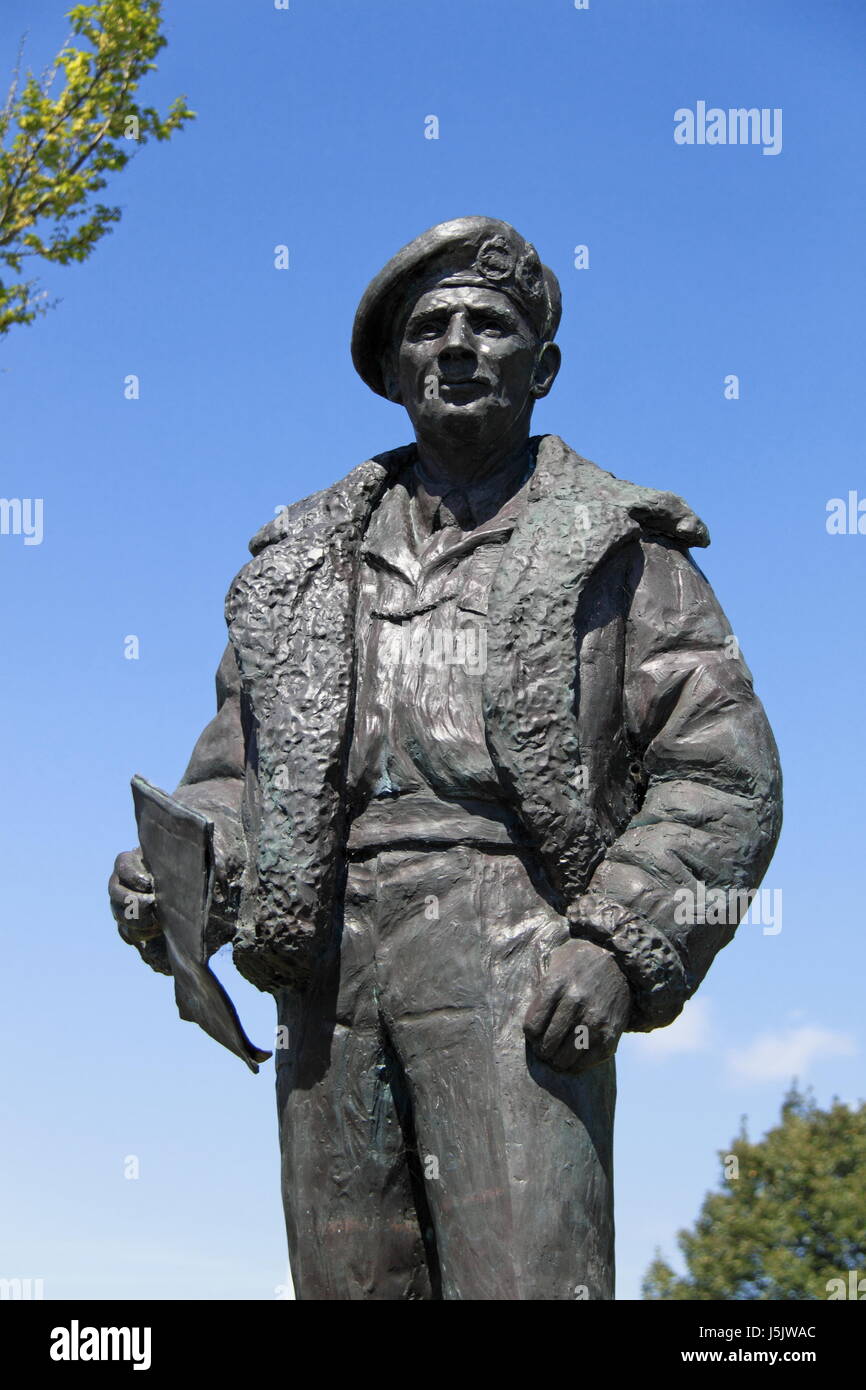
[273,843,616,1300]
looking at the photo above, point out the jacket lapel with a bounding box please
[226,448,408,982]
[483,434,706,904]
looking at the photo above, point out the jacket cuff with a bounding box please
[567,893,688,1032]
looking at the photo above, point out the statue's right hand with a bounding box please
[109,848,160,946]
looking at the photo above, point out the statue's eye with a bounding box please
[476,319,505,336]
[413,320,443,339]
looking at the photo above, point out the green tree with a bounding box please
[0,0,193,335]
[643,1086,866,1300]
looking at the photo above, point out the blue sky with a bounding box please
[2,0,864,1301]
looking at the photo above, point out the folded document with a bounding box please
[131,774,272,1073]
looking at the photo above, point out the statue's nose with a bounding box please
[439,311,475,350]
[438,318,476,373]
[439,342,475,369]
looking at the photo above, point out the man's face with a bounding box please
[385,285,558,449]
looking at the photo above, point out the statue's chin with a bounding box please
[438,411,487,446]
[420,398,512,449]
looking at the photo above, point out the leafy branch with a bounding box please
[0,0,194,335]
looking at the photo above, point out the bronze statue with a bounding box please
[109,217,782,1300]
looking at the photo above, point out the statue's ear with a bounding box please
[531,341,561,400]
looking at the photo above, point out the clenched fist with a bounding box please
[109,847,159,944]
[523,937,631,1074]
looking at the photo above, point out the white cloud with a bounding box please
[726,1026,857,1083]
[630,997,712,1059]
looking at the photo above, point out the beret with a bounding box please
[351,216,562,398]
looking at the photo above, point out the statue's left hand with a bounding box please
[523,938,631,1073]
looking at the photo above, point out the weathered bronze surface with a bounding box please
[110,217,782,1300]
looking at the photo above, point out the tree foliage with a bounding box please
[643,1086,866,1300]
[0,0,193,335]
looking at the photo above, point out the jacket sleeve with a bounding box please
[170,642,247,954]
[573,537,782,1032]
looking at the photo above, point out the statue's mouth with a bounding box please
[438,380,489,402]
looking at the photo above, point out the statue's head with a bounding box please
[352,217,562,452]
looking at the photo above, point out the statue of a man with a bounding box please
[109,217,782,1300]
